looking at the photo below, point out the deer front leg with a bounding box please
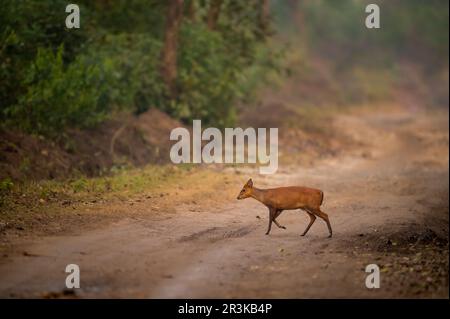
[265,207,275,235]
[273,209,286,229]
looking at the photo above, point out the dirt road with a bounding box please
[0,106,448,298]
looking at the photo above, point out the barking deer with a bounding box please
[237,179,332,237]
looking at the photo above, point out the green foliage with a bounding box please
[0,178,14,193]
[70,177,88,193]
[84,33,167,115]
[5,46,111,136]
[171,0,281,127]
[0,178,14,207]
[0,0,88,112]
[1,0,280,135]
[175,23,241,126]
[1,0,447,137]
[77,0,166,35]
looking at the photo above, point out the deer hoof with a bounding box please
[281,226,286,229]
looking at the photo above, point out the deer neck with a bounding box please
[251,187,266,204]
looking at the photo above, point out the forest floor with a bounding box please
[0,102,448,298]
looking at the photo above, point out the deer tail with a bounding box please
[319,191,324,206]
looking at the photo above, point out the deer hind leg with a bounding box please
[266,208,275,235]
[273,209,286,230]
[301,210,316,236]
[310,208,333,238]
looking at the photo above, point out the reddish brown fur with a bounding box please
[237,179,332,237]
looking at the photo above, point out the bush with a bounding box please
[1,0,281,136]
[5,46,111,136]
[174,22,283,127]
[86,33,166,115]
[0,0,88,114]
[175,23,240,126]
[0,178,14,193]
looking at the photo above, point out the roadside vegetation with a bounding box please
[1,0,283,137]
[0,164,243,241]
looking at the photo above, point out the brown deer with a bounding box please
[237,179,332,237]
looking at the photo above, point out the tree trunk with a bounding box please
[161,0,184,98]
[187,0,196,22]
[207,0,223,30]
[259,0,270,37]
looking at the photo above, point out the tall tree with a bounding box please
[186,0,196,22]
[161,0,184,98]
[259,0,270,37]
[207,0,223,30]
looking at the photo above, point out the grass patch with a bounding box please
[1,164,194,209]
[0,163,243,241]
[0,164,196,226]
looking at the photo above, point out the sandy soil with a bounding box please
[0,105,448,298]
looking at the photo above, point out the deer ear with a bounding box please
[246,178,253,187]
